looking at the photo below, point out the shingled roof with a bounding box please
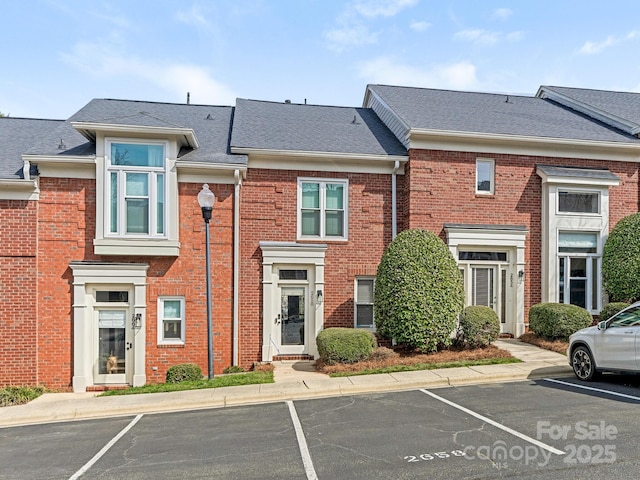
[26,99,246,166]
[231,98,407,157]
[0,117,62,179]
[365,84,640,145]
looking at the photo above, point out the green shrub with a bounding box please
[374,229,464,352]
[457,306,501,348]
[0,386,46,407]
[599,302,631,321]
[603,213,640,302]
[166,363,203,383]
[316,328,377,365]
[528,303,592,341]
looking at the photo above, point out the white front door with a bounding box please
[276,286,308,355]
[94,308,132,384]
[462,263,511,333]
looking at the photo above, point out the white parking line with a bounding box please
[544,378,640,401]
[419,389,565,456]
[68,414,143,480]
[287,401,318,480]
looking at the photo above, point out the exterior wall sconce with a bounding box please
[518,270,525,284]
[132,313,142,329]
[316,290,323,305]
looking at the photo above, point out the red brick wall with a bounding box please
[404,149,640,319]
[237,169,394,368]
[0,200,38,385]
[33,179,234,389]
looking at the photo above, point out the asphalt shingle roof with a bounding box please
[26,99,246,166]
[230,98,407,156]
[0,117,62,179]
[540,85,640,134]
[367,84,640,144]
[537,164,620,181]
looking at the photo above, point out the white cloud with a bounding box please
[60,40,236,105]
[324,0,418,51]
[354,0,418,18]
[357,56,478,90]
[580,30,640,54]
[175,5,210,27]
[410,20,431,32]
[325,24,379,51]
[454,29,522,46]
[492,8,512,21]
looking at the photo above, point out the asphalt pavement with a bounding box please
[0,339,572,428]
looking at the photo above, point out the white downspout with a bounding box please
[392,160,400,239]
[233,169,242,366]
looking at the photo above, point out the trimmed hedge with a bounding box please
[528,303,592,341]
[374,229,464,352]
[316,328,377,365]
[603,213,640,302]
[599,302,631,321]
[166,363,203,383]
[457,305,500,348]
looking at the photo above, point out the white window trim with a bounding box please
[556,230,601,313]
[354,276,376,331]
[94,136,180,256]
[556,188,601,216]
[157,296,186,345]
[297,178,349,241]
[476,158,495,195]
[105,138,168,239]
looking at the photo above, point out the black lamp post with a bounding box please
[197,184,215,380]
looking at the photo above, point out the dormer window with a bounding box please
[106,141,167,238]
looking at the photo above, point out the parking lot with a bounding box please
[2,377,640,479]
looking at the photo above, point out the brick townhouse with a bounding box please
[1,84,639,391]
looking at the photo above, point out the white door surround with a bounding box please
[259,242,326,361]
[70,262,148,392]
[445,224,527,337]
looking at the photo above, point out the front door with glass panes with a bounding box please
[558,232,600,313]
[277,286,308,355]
[459,251,511,333]
[93,290,132,385]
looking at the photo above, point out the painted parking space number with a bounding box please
[404,450,466,462]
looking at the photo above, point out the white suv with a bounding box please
[568,302,640,381]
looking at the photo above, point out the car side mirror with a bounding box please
[597,320,608,330]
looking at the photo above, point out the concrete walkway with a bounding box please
[0,339,571,428]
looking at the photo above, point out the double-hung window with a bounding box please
[158,296,185,344]
[355,277,375,330]
[298,178,348,240]
[107,141,166,237]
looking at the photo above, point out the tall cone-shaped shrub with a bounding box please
[374,229,464,352]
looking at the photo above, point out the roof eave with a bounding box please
[71,121,199,149]
[230,147,408,163]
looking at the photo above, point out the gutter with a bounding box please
[233,169,242,366]
[392,160,400,239]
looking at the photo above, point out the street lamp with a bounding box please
[197,184,215,380]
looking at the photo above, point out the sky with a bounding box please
[3,0,640,119]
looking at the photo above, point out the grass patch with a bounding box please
[99,371,274,396]
[328,357,521,377]
[318,344,519,377]
[519,332,568,355]
[0,386,47,407]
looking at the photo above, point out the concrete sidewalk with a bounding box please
[0,339,571,428]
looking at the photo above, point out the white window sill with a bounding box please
[94,238,180,256]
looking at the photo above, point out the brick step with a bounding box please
[86,385,130,392]
[273,355,314,361]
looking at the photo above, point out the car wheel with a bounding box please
[572,346,596,381]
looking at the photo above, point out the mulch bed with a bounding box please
[519,332,568,354]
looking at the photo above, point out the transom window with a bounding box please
[158,296,185,344]
[298,178,348,240]
[107,141,167,237]
[355,277,375,330]
[476,159,495,194]
[558,190,599,214]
